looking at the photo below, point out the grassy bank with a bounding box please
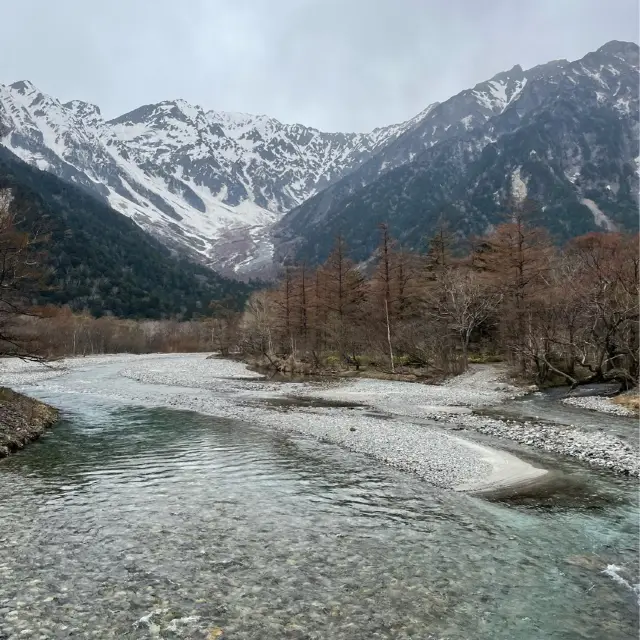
[612,392,640,415]
[0,387,59,458]
[238,353,444,383]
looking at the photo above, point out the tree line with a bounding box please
[14,306,219,358]
[239,207,638,389]
[0,185,239,359]
[0,182,637,391]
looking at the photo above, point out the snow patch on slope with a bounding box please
[473,78,527,114]
[581,198,617,231]
[461,115,474,130]
[511,167,528,202]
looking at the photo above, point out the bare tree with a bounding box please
[566,233,639,389]
[442,269,501,370]
[473,207,552,376]
[323,236,367,367]
[233,216,637,390]
[0,189,47,359]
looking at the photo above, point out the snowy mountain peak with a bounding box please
[63,100,103,126]
[9,80,38,95]
[0,81,419,275]
[1,40,637,277]
[272,41,639,267]
[108,99,210,128]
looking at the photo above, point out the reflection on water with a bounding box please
[0,386,638,639]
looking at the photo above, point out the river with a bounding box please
[0,355,637,639]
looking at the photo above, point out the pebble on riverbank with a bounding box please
[292,366,639,478]
[561,395,637,417]
[0,387,59,458]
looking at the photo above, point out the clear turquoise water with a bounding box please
[0,374,637,639]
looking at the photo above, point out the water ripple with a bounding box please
[0,371,637,639]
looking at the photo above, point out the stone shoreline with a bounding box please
[1,354,637,481]
[561,395,637,417]
[288,367,639,478]
[435,413,639,477]
[0,387,59,458]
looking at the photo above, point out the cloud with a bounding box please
[2,0,638,130]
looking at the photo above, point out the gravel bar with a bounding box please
[0,355,548,491]
[115,357,501,489]
[5,354,635,482]
[562,395,636,417]
[263,365,639,477]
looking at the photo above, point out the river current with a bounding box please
[0,356,637,639]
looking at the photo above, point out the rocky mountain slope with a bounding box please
[0,81,423,275]
[275,41,639,263]
[1,40,637,275]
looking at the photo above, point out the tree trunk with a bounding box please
[385,298,395,373]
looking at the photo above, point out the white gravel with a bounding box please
[116,357,638,477]
[433,413,639,477]
[286,365,526,418]
[0,354,143,386]
[275,366,639,477]
[562,395,636,417]
[4,353,636,481]
[0,354,546,491]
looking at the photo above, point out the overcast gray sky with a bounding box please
[3,0,638,131]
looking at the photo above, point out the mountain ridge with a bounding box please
[0,78,428,275]
[274,39,639,264]
[1,40,638,275]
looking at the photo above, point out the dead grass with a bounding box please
[612,392,640,414]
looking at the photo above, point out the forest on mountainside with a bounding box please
[0,207,236,357]
[0,146,255,319]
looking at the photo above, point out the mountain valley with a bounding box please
[1,40,638,275]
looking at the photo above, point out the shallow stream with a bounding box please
[0,357,637,639]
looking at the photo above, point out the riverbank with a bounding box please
[2,354,636,482]
[562,394,639,417]
[0,386,59,458]
[0,354,545,492]
[120,357,534,490]
[276,365,639,477]
[444,413,638,476]
[240,353,441,382]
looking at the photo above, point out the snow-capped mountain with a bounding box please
[0,81,422,275]
[1,40,638,277]
[274,40,640,264]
